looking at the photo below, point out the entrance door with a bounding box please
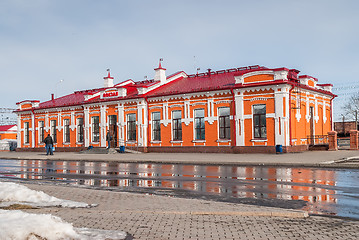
[108,115,118,148]
[309,107,314,145]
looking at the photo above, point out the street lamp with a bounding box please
[55,79,64,98]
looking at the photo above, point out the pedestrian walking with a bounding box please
[43,134,54,155]
[106,130,113,149]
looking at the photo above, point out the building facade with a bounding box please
[15,63,335,153]
[0,124,17,140]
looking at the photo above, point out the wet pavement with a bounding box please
[1,159,359,220]
[20,183,359,240]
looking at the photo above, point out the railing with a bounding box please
[307,135,328,145]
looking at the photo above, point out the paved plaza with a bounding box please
[2,150,359,239]
[19,182,359,240]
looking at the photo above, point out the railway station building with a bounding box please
[15,63,335,153]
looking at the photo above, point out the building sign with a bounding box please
[102,90,119,98]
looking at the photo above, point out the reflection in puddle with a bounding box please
[1,159,359,219]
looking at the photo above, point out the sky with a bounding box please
[1,0,358,121]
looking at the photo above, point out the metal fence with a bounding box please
[307,135,328,145]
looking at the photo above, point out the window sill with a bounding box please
[76,142,84,145]
[63,142,71,145]
[126,141,137,144]
[251,139,267,142]
[216,139,231,143]
[192,140,206,143]
[150,141,162,144]
[170,140,183,143]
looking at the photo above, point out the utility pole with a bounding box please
[342,115,345,136]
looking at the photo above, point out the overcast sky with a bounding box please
[1,0,358,121]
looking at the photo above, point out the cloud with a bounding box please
[0,0,358,120]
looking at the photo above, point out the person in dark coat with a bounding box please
[106,130,112,149]
[43,134,54,155]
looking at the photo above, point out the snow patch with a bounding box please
[0,181,96,208]
[0,210,127,240]
[0,209,80,240]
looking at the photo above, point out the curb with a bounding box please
[116,210,309,218]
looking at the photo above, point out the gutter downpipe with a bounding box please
[31,108,35,149]
[330,95,336,131]
[144,96,150,153]
[289,82,295,148]
[230,88,237,148]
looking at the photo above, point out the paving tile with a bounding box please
[20,183,359,240]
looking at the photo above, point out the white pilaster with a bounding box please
[274,88,286,146]
[283,87,290,146]
[137,100,148,147]
[314,96,319,123]
[45,113,49,132]
[57,111,62,132]
[183,99,191,126]
[17,115,21,147]
[84,107,90,147]
[234,90,244,146]
[70,111,76,131]
[117,103,125,146]
[162,102,170,126]
[100,105,107,147]
[31,112,35,148]
[207,98,215,124]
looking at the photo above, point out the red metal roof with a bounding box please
[0,125,16,132]
[146,66,268,97]
[39,91,87,108]
[16,65,334,111]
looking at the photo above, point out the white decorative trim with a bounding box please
[235,70,274,84]
[249,97,273,102]
[250,139,268,142]
[124,108,137,112]
[214,100,232,105]
[89,111,100,114]
[169,104,183,108]
[149,106,162,110]
[191,102,206,106]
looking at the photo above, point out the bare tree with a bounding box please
[343,95,359,122]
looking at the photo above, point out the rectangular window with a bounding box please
[195,109,205,140]
[38,121,44,143]
[127,113,136,141]
[152,112,161,141]
[92,116,100,142]
[253,104,266,138]
[50,120,57,143]
[219,107,231,139]
[24,122,29,144]
[172,110,182,141]
[64,119,70,143]
[77,118,84,143]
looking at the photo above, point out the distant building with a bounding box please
[15,63,335,153]
[0,124,17,140]
[334,121,358,137]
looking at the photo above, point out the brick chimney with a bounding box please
[104,70,114,88]
[154,60,166,84]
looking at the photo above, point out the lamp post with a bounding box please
[55,79,64,98]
